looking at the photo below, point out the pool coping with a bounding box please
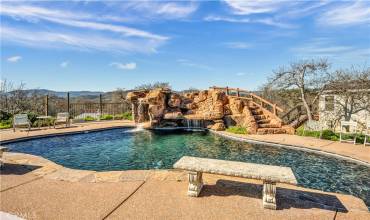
[0,125,135,145]
[210,130,370,168]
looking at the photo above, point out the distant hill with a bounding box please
[24,89,103,98]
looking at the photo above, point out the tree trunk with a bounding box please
[300,87,313,121]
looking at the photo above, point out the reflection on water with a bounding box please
[4,128,370,209]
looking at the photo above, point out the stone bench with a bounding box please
[0,146,9,168]
[173,156,297,210]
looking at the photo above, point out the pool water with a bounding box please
[4,128,370,209]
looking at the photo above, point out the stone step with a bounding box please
[258,124,281,128]
[257,119,271,124]
[251,110,263,115]
[257,128,287,135]
[248,106,259,110]
[254,115,266,120]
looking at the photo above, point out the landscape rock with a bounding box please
[168,94,181,108]
[210,122,226,131]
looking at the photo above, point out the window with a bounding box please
[324,96,334,111]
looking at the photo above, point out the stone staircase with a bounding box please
[249,104,288,135]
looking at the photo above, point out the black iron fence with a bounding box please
[1,93,131,119]
[69,102,131,119]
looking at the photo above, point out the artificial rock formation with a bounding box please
[126,88,293,134]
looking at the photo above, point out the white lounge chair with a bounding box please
[364,122,370,146]
[13,114,31,132]
[339,121,357,144]
[54,112,71,128]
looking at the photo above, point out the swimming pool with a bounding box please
[4,128,370,208]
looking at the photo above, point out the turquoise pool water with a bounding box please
[4,128,370,209]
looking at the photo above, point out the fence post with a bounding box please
[67,92,70,114]
[45,95,49,116]
[237,88,240,97]
[99,94,103,117]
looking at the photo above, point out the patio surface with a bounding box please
[0,121,369,219]
[1,152,369,220]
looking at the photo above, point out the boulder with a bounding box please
[210,122,226,131]
[146,89,166,106]
[211,89,228,105]
[148,104,165,119]
[168,93,182,108]
[194,90,208,103]
[126,91,147,102]
[229,97,245,114]
[163,109,183,119]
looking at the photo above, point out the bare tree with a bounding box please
[327,67,370,126]
[268,59,331,121]
[112,88,127,102]
[134,82,171,90]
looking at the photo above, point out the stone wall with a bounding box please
[126,88,259,131]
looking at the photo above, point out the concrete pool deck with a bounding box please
[1,121,370,219]
[1,152,369,220]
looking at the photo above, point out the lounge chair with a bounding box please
[54,112,71,128]
[339,121,357,144]
[364,122,370,146]
[13,114,31,132]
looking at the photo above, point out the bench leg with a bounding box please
[0,151,4,169]
[187,171,203,197]
[263,181,277,210]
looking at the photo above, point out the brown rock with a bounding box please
[211,90,228,105]
[229,97,245,114]
[146,89,166,106]
[126,91,147,102]
[163,110,183,119]
[194,90,208,103]
[168,94,182,108]
[210,122,226,131]
[148,105,165,119]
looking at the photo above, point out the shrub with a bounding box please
[0,110,12,121]
[296,127,365,144]
[121,112,133,120]
[84,116,96,121]
[0,121,11,129]
[27,112,39,125]
[321,129,337,140]
[113,114,123,120]
[100,114,113,120]
[226,126,248,134]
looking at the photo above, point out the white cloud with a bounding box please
[60,61,69,68]
[291,38,370,61]
[6,56,22,62]
[0,3,168,54]
[236,72,246,76]
[224,42,252,49]
[223,0,289,15]
[0,4,167,41]
[119,1,198,20]
[110,62,137,70]
[318,1,370,26]
[204,15,296,28]
[1,26,163,54]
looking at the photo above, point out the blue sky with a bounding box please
[1,0,370,92]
